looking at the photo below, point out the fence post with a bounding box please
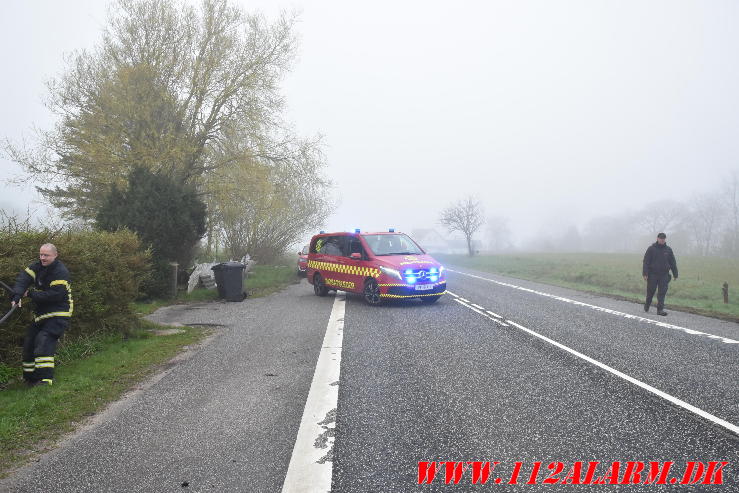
[170,262,179,299]
[722,282,729,304]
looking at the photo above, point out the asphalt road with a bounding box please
[1,267,737,492]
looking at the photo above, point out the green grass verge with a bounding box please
[245,264,300,298]
[436,252,739,321]
[0,324,206,477]
[133,261,299,315]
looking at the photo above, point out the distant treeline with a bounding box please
[485,172,739,257]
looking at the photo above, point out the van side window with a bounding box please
[347,237,364,257]
[321,236,344,256]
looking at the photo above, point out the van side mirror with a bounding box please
[350,253,362,260]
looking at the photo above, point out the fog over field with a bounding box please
[2,1,738,255]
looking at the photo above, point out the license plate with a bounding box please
[415,284,433,291]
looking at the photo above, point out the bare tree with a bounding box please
[685,193,724,256]
[581,214,639,252]
[636,199,684,237]
[720,170,739,256]
[439,196,484,256]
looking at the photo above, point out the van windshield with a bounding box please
[363,234,423,256]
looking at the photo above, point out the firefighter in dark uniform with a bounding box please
[9,243,73,386]
[642,233,678,316]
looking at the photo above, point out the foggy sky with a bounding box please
[2,1,738,246]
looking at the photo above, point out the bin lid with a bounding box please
[211,261,245,271]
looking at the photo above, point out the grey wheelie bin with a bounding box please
[211,262,246,301]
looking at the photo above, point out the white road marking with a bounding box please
[282,292,346,492]
[453,298,508,327]
[449,269,739,345]
[486,310,503,320]
[451,294,739,436]
[503,319,739,436]
[471,303,484,310]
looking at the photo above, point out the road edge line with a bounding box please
[282,292,346,492]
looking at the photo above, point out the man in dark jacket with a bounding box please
[642,233,678,316]
[9,243,73,386]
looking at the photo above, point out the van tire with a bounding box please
[363,278,383,305]
[314,273,328,296]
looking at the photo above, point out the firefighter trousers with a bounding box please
[22,318,68,383]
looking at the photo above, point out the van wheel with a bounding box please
[364,278,383,305]
[314,273,328,296]
[421,295,441,304]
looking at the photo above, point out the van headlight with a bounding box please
[380,266,402,280]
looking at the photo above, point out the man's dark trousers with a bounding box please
[646,273,671,312]
[22,318,67,383]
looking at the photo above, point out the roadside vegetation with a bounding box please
[134,260,299,315]
[245,263,300,298]
[437,252,739,320]
[0,0,324,480]
[0,236,299,477]
[0,325,204,477]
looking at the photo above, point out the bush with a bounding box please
[97,167,206,298]
[0,229,149,367]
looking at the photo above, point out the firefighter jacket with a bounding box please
[12,259,73,322]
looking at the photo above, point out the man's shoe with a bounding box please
[644,303,650,312]
[25,380,40,387]
[657,310,668,316]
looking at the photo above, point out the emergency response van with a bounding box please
[306,230,447,305]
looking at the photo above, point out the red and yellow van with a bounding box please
[306,230,446,305]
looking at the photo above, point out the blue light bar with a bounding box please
[354,228,361,233]
[389,228,395,232]
[320,230,325,234]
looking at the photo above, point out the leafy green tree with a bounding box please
[6,0,298,220]
[205,137,330,263]
[97,167,206,296]
[5,0,331,260]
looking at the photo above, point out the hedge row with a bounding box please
[0,229,150,364]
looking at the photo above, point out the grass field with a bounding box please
[0,325,206,477]
[435,252,739,321]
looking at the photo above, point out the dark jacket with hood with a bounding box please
[11,259,73,323]
[642,242,678,278]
